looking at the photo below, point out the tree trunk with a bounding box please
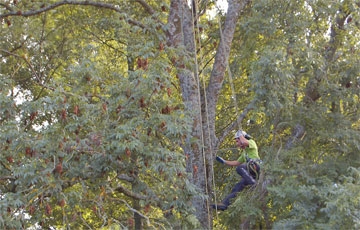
[167,0,209,228]
[167,0,251,228]
[204,0,251,208]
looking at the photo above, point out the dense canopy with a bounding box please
[1,0,359,229]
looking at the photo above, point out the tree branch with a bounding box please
[205,0,251,147]
[117,174,134,182]
[0,160,12,172]
[0,1,122,19]
[114,182,162,207]
[0,0,145,29]
[0,176,15,181]
[119,199,151,226]
[217,98,256,146]
[115,183,147,200]
[135,0,155,15]
[0,3,13,11]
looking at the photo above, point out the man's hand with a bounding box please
[216,156,225,164]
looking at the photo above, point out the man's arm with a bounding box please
[224,160,241,166]
[216,156,241,166]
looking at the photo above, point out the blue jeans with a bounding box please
[222,163,257,207]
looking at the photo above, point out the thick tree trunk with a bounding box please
[167,0,210,228]
[167,0,251,228]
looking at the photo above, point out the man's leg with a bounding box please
[236,164,256,185]
[221,179,247,207]
[212,164,256,211]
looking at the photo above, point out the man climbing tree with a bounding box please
[212,130,261,211]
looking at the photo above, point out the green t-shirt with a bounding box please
[237,139,260,162]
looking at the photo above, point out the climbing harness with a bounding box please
[247,159,262,180]
[245,154,262,180]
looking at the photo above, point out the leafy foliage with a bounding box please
[213,0,360,229]
[1,0,360,229]
[0,2,201,229]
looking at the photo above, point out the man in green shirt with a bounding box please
[212,130,261,211]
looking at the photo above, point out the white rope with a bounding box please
[177,0,213,226]
[192,0,218,225]
[191,0,221,222]
[192,0,212,224]
[188,0,242,224]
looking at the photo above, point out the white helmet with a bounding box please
[234,130,251,140]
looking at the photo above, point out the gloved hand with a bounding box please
[216,156,225,164]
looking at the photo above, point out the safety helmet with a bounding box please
[234,130,251,140]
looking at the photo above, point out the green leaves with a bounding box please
[1,0,360,229]
[0,1,199,228]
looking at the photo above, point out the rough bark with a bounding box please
[0,0,252,227]
[204,0,251,213]
[167,0,209,228]
[167,0,252,228]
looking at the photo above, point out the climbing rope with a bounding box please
[190,0,214,225]
[189,0,243,224]
[191,0,243,221]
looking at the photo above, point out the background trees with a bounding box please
[214,0,360,229]
[1,0,359,229]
